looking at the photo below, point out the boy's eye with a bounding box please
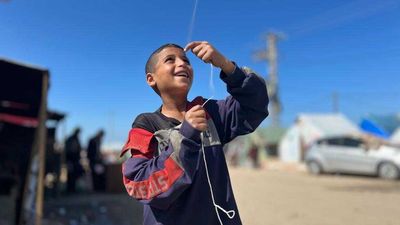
[165,57,174,62]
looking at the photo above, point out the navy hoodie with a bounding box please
[121,65,269,225]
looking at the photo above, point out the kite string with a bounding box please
[186,1,236,224]
[202,64,215,107]
[186,0,199,44]
[186,0,215,107]
[201,133,236,225]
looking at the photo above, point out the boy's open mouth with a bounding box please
[174,72,189,78]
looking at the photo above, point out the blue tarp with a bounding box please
[360,119,390,139]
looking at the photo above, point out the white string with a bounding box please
[187,0,214,108]
[186,0,199,44]
[202,64,215,107]
[202,96,214,107]
[186,0,235,223]
[201,133,236,225]
[209,64,215,95]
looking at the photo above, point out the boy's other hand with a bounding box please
[184,41,235,74]
[185,105,208,132]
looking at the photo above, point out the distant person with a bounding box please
[248,143,260,168]
[87,129,105,192]
[224,137,244,167]
[120,41,269,225]
[45,127,62,197]
[65,127,83,193]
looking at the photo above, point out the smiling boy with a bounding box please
[121,41,269,225]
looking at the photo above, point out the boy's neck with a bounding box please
[160,95,188,122]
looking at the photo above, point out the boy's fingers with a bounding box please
[184,41,203,52]
[202,51,212,63]
[192,118,207,124]
[188,104,202,112]
[187,115,208,131]
[189,108,206,118]
[192,119,208,130]
[197,48,208,60]
[191,44,204,55]
[184,41,209,52]
[192,109,206,118]
[185,41,216,64]
[191,46,213,63]
[186,105,206,120]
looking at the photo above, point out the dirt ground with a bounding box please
[230,160,400,225]
[42,193,143,225]
[4,159,399,225]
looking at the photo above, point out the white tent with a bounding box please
[391,128,400,144]
[278,113,361,162]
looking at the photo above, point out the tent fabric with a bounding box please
[279,113,360,162]
[391,128,400,143]
[366,114,400,134]
[298,113,360,138]
[360,119,390,139]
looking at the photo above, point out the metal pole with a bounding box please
[34,71,49,225]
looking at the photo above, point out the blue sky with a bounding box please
[1,0,400,145]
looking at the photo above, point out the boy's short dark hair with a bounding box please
[145,43,184,74]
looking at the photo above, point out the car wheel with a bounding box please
[378,162,400,180]
[307,161,323,175]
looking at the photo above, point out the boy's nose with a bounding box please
[176,58,187,67]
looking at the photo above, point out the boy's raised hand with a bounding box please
[184,41,235,74]
[185,105,208,132]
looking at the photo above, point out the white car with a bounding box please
[305,136,400,180]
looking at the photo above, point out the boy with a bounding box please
[121,41,269,225]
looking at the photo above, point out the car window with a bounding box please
[342,138,363,147]
[326,138,342,146]
[319,137,363,148]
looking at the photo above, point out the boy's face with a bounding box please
[147,47,193,97]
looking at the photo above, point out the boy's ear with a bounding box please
[146,73,156,88]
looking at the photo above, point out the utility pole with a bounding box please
[254,32,283,127]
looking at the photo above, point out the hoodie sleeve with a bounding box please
[121,115,202,210]
[205,64,269,145]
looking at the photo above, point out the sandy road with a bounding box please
[229,164,400,225]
